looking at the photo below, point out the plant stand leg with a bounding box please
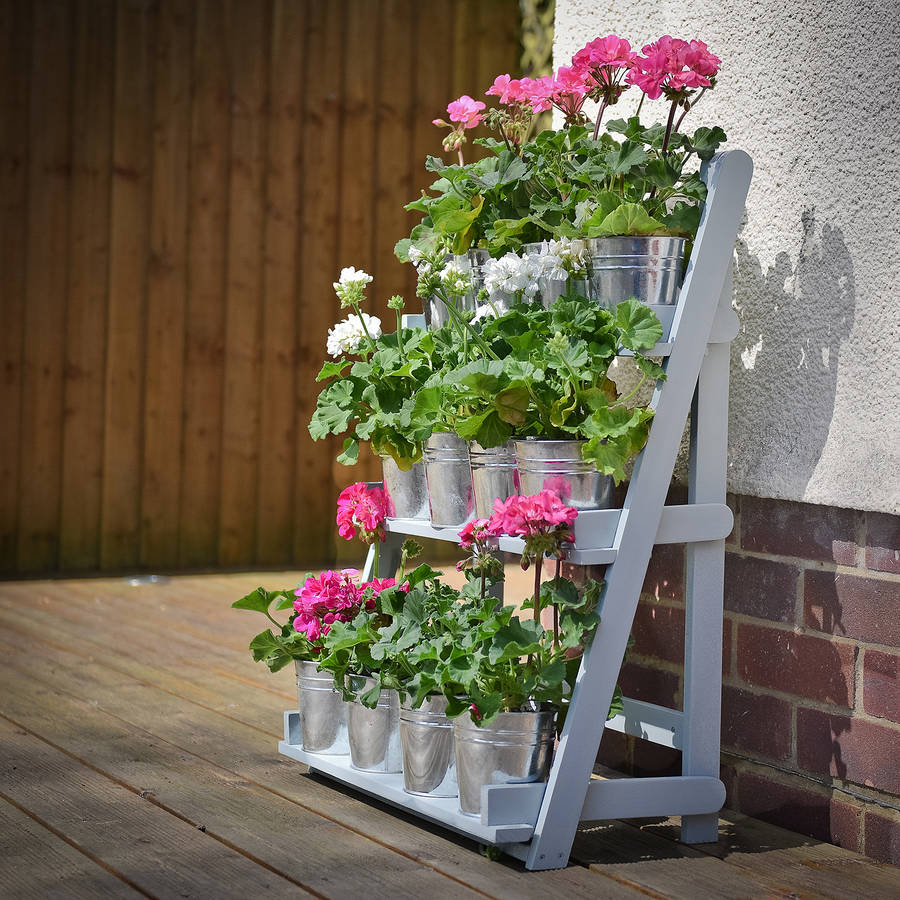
[681,337,730,844]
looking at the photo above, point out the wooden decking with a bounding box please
[1,571,899,899]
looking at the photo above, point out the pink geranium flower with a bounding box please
[293,569,364,645]
[627,35,720,102]
[336,482,388,544]
[488,490,578,568]
[485,73,528,105]
[445,94,485,128]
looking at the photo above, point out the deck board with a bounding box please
[2,572,899,898]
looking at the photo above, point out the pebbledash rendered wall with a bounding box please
[554,1,900,864]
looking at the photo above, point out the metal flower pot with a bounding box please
[296,660,350,755]
[423,433,473,527]
[348,676,403,773]
[468,248,518,321]
[514,439,613,510]
[422,254,476,330]
[522,241,590,309]
[400,695,458,797]
[454,709,556,816]
[381,456,428,520]
[585,235,685,309]
[468,441,518,519]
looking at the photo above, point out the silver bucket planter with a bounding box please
[423,433,473,527]
[296,660,350,755]
[381,456,428,520]
[422,254,476,330]
[348,676,403,773]
[586,235,685,331]
[468,248,518,321]
[454,709,556,816]
[514,439,613,510]
[468,441,518,519]
[400,695,458,797]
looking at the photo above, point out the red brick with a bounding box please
[722,685,791,759]
[631,599,684,664]
[722,618,733,676]
[618,661,679,708]
[866,511,900,575]
[737,624,855,707]
[721,686,792,759]
[805,570,900,648]
[864,811,900,865]
[796,707,900,794]
[641,543,684,603]
[736,771,861,851]
[863,649,900,723]
[724,552,799,623]
[740,496,859,565]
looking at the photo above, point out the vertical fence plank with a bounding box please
[17,0,72,571]
[334,0,382,489]
[140,0,193,567]
[0,0,32,572]
[293,0,344,565]
[59,0,115,571]
[179,0,229,568]
[373,0,416,325]
[218,0,270,567]
[102,0,155,570]
[255,0,305,565]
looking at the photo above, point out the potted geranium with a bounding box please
[397,33,726,325]
[309,270,434,519]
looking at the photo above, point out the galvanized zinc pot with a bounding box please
[467,441,518,519]
[380,456,428,520]
[296,660,350,755]
[454,709,556,816]
[514,439,613,510]
[423,432,473,527]
[585,235,685,309]
[348,676,403,773]
[400,695,458,797]
[422,254,476,330]
[522,241,591,309]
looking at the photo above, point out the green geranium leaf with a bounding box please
[494,386,530,425]
[316,359,351,382]
[633,355,666,381]
[690,125,727,161]
[660,201,701,238]
[615,299,663,350]
[605,140,648,175]
[336,437,360,466]
[587,202,667,238]
[233,587,273,614]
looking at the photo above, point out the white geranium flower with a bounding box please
[326,313,382,357]
[336,266,373,289]
[483,251,540,301]
[440,260,472,297]
[532,237,588,281]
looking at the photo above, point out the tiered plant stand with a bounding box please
[278,149,754,870]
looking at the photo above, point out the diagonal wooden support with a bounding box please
[522,150,753,870]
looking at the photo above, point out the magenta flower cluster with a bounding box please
[336,482,388,544]
[292,569,397,645]
[457,489,579,569]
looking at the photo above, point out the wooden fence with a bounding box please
[0,0,520,575]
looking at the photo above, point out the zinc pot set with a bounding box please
[387,234,683,527]
[294,661,554,814]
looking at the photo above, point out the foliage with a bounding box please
[231,585,313,673]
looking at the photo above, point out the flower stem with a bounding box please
[394,311,407,362]
[591,98,609,141]
[351,300,378,354]
[661,99,679,155]
[533,555,542,624]
[372,540,380,580]
[674,87,705,134]
[553,558,561,648]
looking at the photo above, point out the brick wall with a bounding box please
[594,494,900,865]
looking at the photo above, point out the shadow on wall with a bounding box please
[730,209,856,498]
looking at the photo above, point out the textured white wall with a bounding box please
[554,1,900,514]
